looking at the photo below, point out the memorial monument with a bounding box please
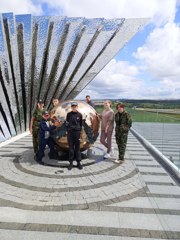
[0,13,149,142]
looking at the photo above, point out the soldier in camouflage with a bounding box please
[114,103,132,164]
[29,100,45,156]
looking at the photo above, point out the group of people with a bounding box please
[29,98,61,165]
[29,98,84,169]
[100,100,132,164]
[86,96,132,163]
[29,95,132,169]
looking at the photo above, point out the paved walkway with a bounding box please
[133,123,180,167]
[0,131,180,239]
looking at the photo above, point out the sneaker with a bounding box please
[104,153,111,159]
[77,162,83,170]
[40,161,45,165]
[114,159,124,164]
[68,163,73,171]
[35,154,45,160]
[36,160,44,165]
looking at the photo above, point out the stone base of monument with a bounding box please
[41,146,106,168]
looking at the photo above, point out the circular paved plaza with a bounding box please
[0,133,180,239]
[0,138,145,211]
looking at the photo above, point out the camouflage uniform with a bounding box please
[32,108,44,154]
[115,111,132,161]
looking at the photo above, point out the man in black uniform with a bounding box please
[66,102,83,170]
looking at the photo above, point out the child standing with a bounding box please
[36,111,56,165]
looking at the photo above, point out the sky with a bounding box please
[0,0,180,100]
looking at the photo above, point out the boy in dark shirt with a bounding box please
[66,102,83,170]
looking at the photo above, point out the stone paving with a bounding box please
[0,131,180,239]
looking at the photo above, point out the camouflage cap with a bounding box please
[38,99,44,104]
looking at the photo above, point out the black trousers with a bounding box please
[67,130,81,163]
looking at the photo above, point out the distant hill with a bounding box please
[92,99,180,109]
[123,99,180,109]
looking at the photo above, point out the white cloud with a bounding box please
[0,0,179,99]
[138,83,180,99]
[77,59,143,99]
[78,19,180,100]
[37,0,179,99]
[0,0,42,15]
[135,22,180,80]
[39,0,177,25]
[133,21,180,98]
[1,0,176,22]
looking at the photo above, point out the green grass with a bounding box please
[128,108,180,123]
[95,106,180,123]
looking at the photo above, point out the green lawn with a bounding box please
[127,108,180,123]
[95,106,180,123]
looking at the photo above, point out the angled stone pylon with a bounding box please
[0,13,149,141]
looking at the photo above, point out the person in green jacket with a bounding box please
[29,100,45,156]
[114,103,132,164]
